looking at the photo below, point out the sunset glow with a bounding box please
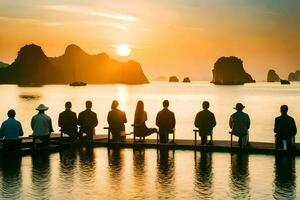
[116,44,131,57]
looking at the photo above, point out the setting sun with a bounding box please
[116,44,131,57]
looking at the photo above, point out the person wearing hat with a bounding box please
[274,105,297,150]
[31,104,54,146]
[229,103,250,148]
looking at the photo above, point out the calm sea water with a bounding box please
[0,82,300,142]
[0,82,300,199]
[0,148,298,200]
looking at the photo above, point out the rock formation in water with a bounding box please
[169,76,179,82]
[0,44,149,84]
[267,70,280,82]
[211,56,255,85]
[0,61,9,68]
[288,71,300,81]
[183,77,191,82]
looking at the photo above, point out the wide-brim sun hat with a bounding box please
[234,103,245,110]
[36,104,49,111]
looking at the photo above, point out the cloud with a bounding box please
[42,5,140,22]
[84,21,127,30]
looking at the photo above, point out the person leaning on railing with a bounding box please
[0,109,24,151]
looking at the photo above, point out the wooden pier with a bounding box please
[1,133,300,156]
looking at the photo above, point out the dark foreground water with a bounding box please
[0,148,299,200]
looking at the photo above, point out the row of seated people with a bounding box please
[0,100,297,151]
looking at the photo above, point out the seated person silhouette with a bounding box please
[0,109,24,151]
[194,101,216,145]
[58,101,78,141]
[107,100,127,142]
[78,101,98,141]
[133,100,157,141]
[274,105,297,150]
[31,104,54,147]
[229,103,250,148]
[156,100,176,143]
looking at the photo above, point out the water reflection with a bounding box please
[156,149,175,199]
[59,148,77,194]
[78,147,96,189]
[19,94,40,101]
[31,153,51,200]
[132,149,146,199]
[0,155,22,200]
[230,153,250,199]
[273,154,296,199]
[194,152,213,199]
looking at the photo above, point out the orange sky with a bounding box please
[0,0,300,81]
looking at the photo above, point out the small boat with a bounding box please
[280,79,290,85]
[69,81,87,86]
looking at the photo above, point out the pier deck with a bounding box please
[1,134,299,156]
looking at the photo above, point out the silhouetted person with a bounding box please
[274,105,297,150]
[194,101,216,145]
[134,100,157,140]
[0,109,24,151]
[78,101,98,141]
[58,101,78,141]
[31,104,54,146]
[229,103,250,148]
[156,100,176,143]
[107,100,127,142]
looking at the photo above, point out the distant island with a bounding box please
[0,44,149,85]
[267,69,280,82]
[169,76,179,82]
[288,71,300,81]
[211,56,255,85]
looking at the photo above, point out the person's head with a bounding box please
[36,104,49,113]
[111,100,119,110]
[280,105,288,115]
[234,103,245,112]
[65,101,72,109]
[202,101,210,110]
[163,100,169,108]
[7,109,16,118]
[86,100,92,109]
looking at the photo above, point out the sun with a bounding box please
[116,44,131,57]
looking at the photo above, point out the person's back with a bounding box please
[1,118,23,140]
[156,108,175,133]
[31,112,53,136]
[107,109,127,132]
[195,109,216,134]
[78,101,98,140]
[274,115,296,140]
[274,105,297,150]
[229,103,250,148]
[156,100,175,143]
[58,101,78,140]
[194,101,216,144]
[230,111,250,136]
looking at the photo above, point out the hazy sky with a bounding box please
[0,0,299,81]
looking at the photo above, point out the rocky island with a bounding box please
[288,71,300,81]
[0,44,149,85]
[211,56,255,85]
[267,70,280,82]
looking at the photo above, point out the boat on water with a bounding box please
[69,81,87,86]
[280,79,290,85]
